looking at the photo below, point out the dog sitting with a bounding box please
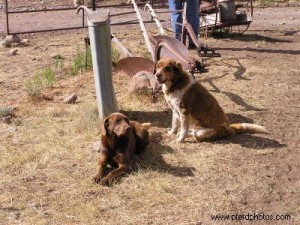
[153,58,268,143]
[93,112,150,186]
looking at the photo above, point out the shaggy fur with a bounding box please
[153,58,268,143]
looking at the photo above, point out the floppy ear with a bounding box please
[170,62,181,83]
[153,61,157,75]
[101,117,109,136]
[176,62,183,71]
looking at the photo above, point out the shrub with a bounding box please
[25,72,44,100]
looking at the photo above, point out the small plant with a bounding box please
[0,106,15,118]
[52,54,64,69]
[70,47,86,76]
[25,73,44,100]
[42,67,55,87]
[143,51,151,60]
[86,46,92,67]
[24,67,56,100]
[111,45,120,67]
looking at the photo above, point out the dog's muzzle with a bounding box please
[155,73,167,84]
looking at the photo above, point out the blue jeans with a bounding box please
[168,0,199,44]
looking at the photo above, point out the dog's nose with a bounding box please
[156,74,162,79]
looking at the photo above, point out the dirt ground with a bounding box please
[0,2,300,225]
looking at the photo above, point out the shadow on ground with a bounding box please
[217,134,287,149]
[132,131,196,177]
[213,33,293,43]
[121,109,171,128]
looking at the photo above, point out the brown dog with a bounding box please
[153,58,268,143]
[93,112,150,185]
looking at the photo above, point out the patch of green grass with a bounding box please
[111,45,120,67]
[25,73,44,100]
[52,54,65,69]
[0,106,15,117]
[42,67,55,87]
[24,67,56,100]
[70,48,86,76]
[143,51,151,60]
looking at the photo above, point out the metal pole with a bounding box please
[92,0,96,11]
[82,1,85,28]
[77,6,118,119]
[5,0,9,35]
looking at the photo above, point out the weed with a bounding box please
[42,67,55,87]
[52,54,65,69]
[24,67,55,100]
[143,50,151,60]
[0,106,15,117]
[111,45,120,67]
[25,73,44,100]
[86,46,93,68]
[70,47,86,76]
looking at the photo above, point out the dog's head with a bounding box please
[153,58,183,84]
[102,113,131,137]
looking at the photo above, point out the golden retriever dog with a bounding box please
[153,58,268,143]
[93,112,150,186]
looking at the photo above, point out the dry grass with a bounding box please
[1,12,300,225]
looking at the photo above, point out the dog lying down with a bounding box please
[153,58,269,143]
[93,112,150,186]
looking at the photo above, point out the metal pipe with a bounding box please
[77,6,118,119]
[92,0,96,11]
[5,0,9,35]
[6,20,162,35]
[144,3,166,35]
[129,0,155,61]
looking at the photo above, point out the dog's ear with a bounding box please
[176,62,183,71]
[153,61,157,75]
[101,116,109,136]
[170,61,181,83]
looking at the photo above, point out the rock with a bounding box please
[93,141,102,152]
[5,35,21,44]
[2,116,12,124]
[63,93,77,104]
[256,44,260,48]
[0,39,7,46]
[9,48,18,56]
[281,22,285,25]
[21,39,29,44]
[128,71,161,94]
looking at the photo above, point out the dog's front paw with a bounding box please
[100,173,113,186]
[167,129,177,136]
[93,173,102,183]
[175,133,187,143]
[176,136,185,143]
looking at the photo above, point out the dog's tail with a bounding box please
[141,122,151,130]
[229,123,269,135]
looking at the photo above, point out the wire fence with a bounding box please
[2,0,168,35]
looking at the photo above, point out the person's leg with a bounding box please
[186,0,199,47]
[168,0,183,41]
